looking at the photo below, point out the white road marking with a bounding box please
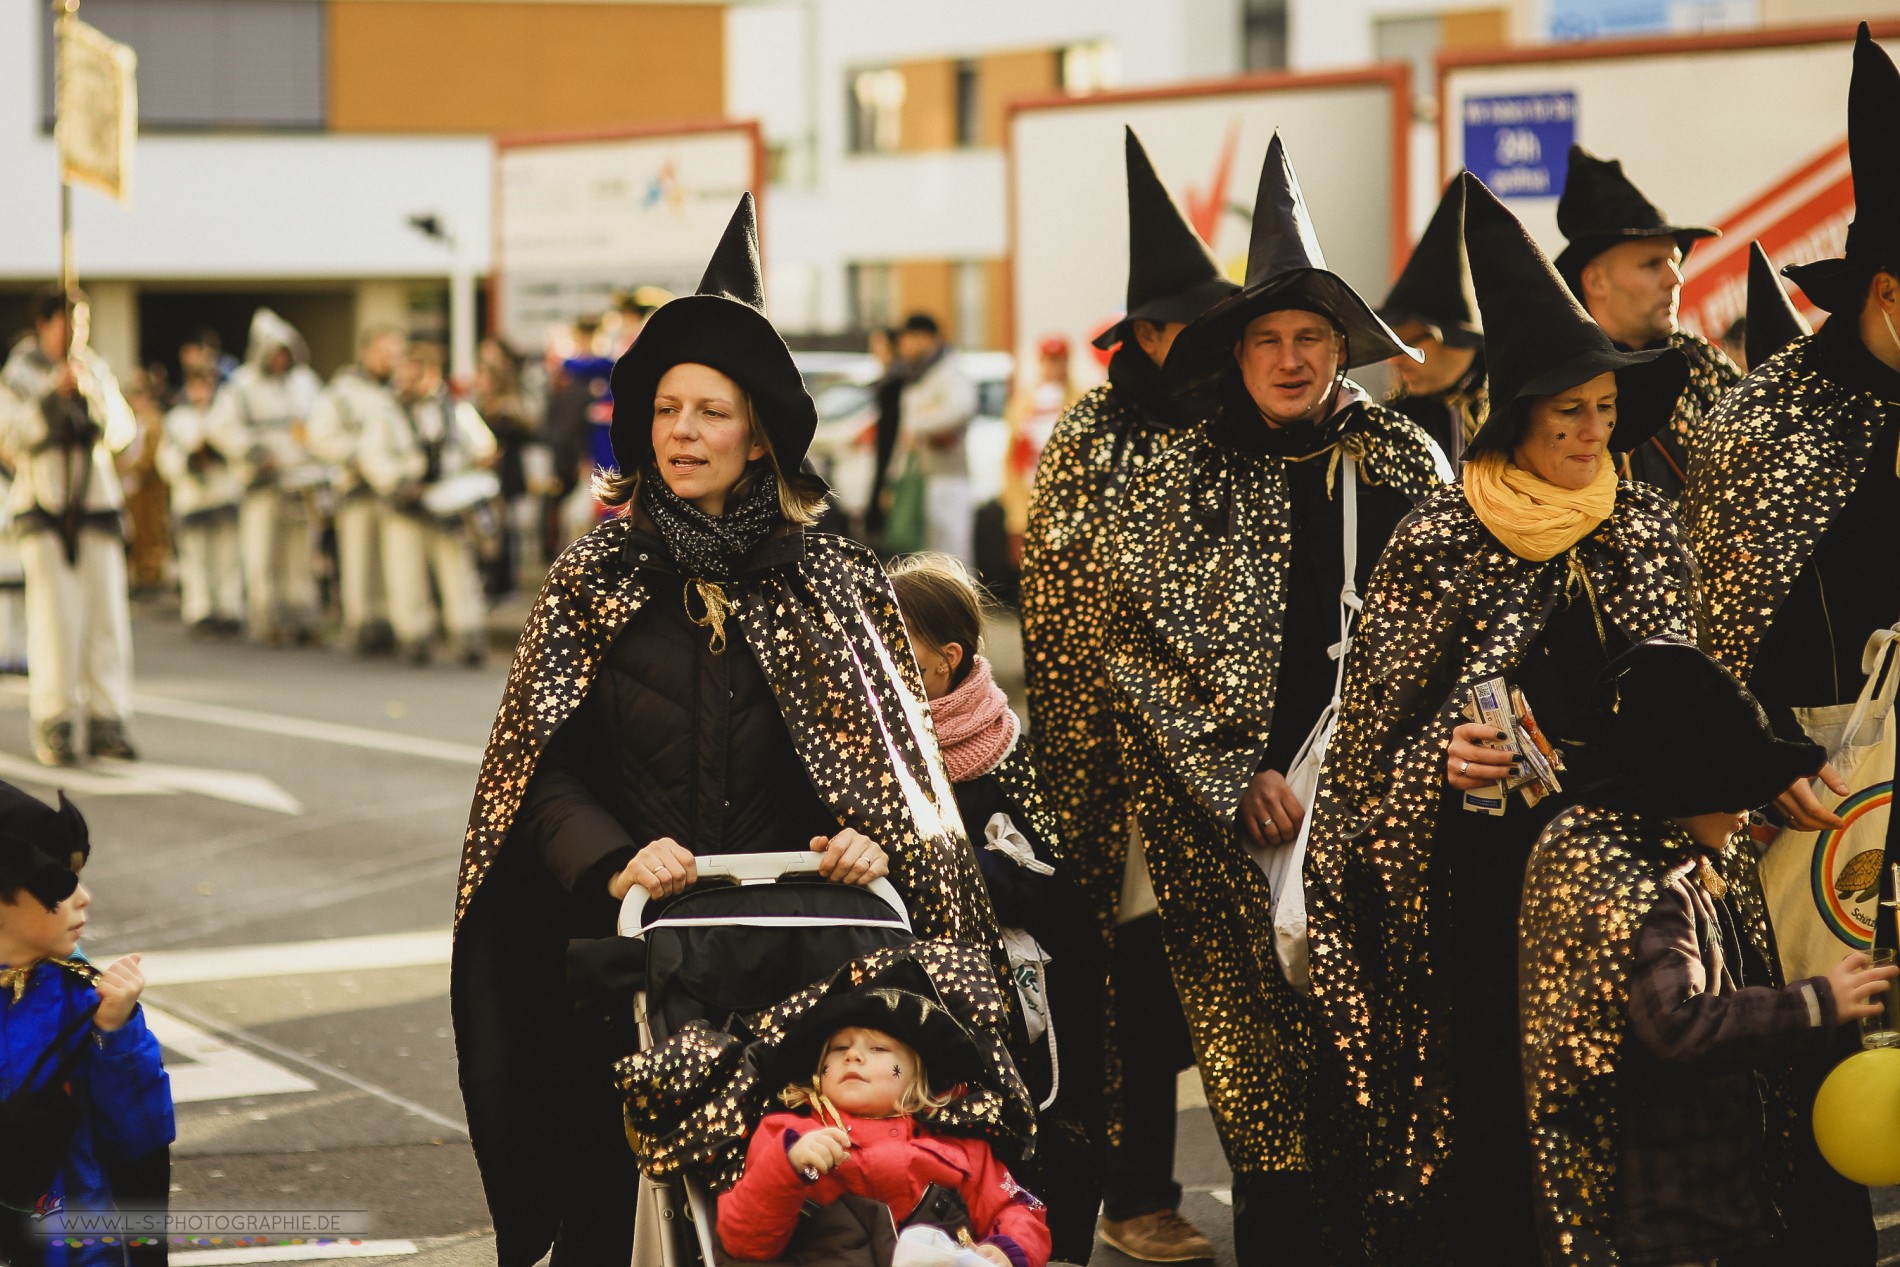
[144,1007,320,1102]
[140,930,452,985]
[172,1241,417,1264]
[93,758,305,815]
[0,750,177,796]
[131,694,485,765]
[150,996,469,1136]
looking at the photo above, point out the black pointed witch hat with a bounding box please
[1746,241,1811,368]
[1167,133,1418,387]
[1787,24,1900,313]
[1378,176,1482,349]
[1552,145,1718,289]
[0,781,89,909]
[1093,128,1239,350]
[1461,173,1687,455]
[610,193,819,475]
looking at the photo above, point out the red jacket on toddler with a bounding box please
[717,1107,1050,1267]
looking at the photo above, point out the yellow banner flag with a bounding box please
[57,16,137,204]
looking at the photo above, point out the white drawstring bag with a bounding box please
[1243,452,1360,994]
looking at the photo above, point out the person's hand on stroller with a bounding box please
[812,829,888,887]
[609,838,699,900]
[786,1126,851,1181]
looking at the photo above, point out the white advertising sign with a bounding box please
[1010,72,1407,385]
[496,123,760,349]
[1442,25,1883,339]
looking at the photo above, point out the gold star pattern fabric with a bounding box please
[1682,333,1896,679]
[1020,383,1192,931]
[614,941,1032,1191]
[1106,401,1445,1174]
[1302,479,1693,1244]
[1627,330,1741,498]
[454,516,996,951]
[1518,808,1792,1266]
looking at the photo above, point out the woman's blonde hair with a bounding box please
[593,373,826,525]
[778,1028,954,1118]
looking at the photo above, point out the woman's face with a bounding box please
[817,1026,919,1117]
[651,362,766,515]
[1514,372,1619,490]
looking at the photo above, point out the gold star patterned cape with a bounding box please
[1630,329,1741,497]
[450,516,999,1266]
[613,940,1033,1191]
[1302,479,1693,1234]
[1106,399,1444,1174]
[1518,807,1789,1267]
[1020,381,1188,934]
[1682,333,1897,680]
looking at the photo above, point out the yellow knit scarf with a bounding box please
[1462,450,1617,562]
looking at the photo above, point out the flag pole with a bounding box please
[54,0,79,317]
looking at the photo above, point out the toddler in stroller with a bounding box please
[613,855,1042,1267]
[718,979,1051,1267]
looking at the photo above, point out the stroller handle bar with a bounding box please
[617,850,911,938]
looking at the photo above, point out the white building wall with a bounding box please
[730,0,1245,336]
[0,0,492,369]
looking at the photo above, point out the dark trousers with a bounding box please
[1103,914,1195,1221]
[1233,1170,1320,1266]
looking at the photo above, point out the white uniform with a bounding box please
[308,365,406,648]
[155,397,244,629]
[900,349,979,564]
[358,389,496,655]
[0,337,138,755]
[205,310,326,642]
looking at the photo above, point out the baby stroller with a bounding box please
[619,851,914,1266]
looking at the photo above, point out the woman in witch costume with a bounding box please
[1302,174,1694,1266]
[450,195,1000,1267]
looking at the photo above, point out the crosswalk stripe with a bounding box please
[132,694,485,765]
[144,1007,319,1102]
[140,930,452,985]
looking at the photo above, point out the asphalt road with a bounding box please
[18,600,1893,1267]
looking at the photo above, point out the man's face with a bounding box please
[1132,319,1187,368]
[361,333,406,380]
[1390,320,1477,398]
[1582,238,1683,347]
[36,311,72,361]
[895,330,936,363]
[1233,309,1343,427]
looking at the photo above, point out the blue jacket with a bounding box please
[1,959,174,1267]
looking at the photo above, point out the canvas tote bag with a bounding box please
[1760,622,1900,980]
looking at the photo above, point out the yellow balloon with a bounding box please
[1814,1048,1900,1186]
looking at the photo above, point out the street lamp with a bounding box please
[407,212,475,391]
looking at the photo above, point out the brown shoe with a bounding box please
[1099,1209,1216,1263]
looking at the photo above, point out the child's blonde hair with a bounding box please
[778,1027,954,1117]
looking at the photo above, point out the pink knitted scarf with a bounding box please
[930,654,1019,783]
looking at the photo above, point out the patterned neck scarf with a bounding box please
[639,466,782,582]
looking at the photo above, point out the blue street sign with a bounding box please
[1463,92,1577,199]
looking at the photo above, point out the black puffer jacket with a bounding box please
[514,521,840,936]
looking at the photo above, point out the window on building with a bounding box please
[847,67,906,154]
[1242,0,1289,73]
[847,262,897,332]
[40,0,325,132]
[1060,41,1120,96]
[954,60,981,148]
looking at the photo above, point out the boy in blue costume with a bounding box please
[0,781,173,1267]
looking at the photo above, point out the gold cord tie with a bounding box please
[1563,549,1610,650]
[684,579,734,655]
[1283,432,1369,498]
